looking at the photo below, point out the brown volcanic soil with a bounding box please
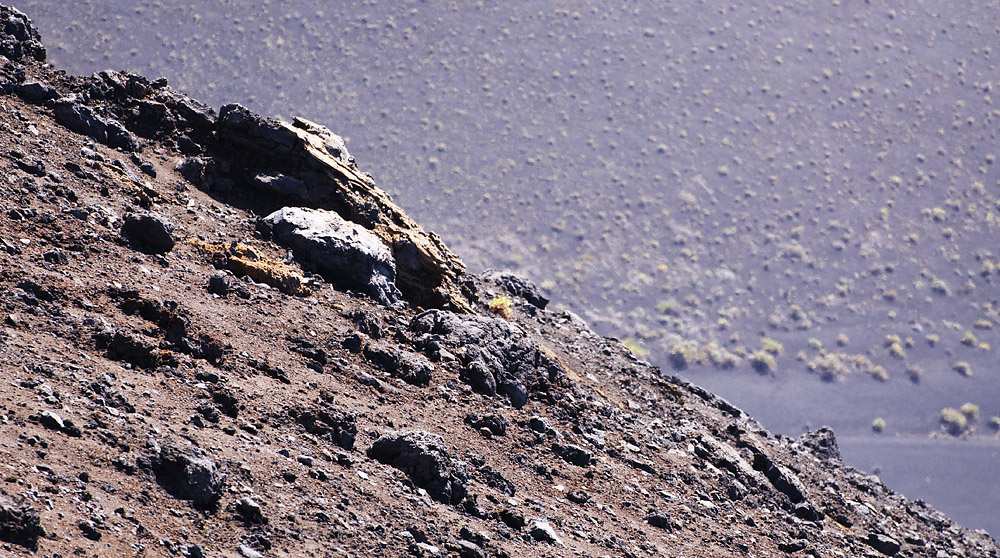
[0,7,998,558]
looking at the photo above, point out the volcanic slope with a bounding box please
[0,6,997,558]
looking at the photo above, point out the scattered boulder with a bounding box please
[121,212,175,254]
[34,409,82,437]
[212,103,471,311]
[0,496,42,550]
[16,80,57,103]
[78,519,101,541]
[797,426,841,462]
[528,519,564,546]
[53,96,140,151]
[363,341,434,386]
[752,452,808,505]
[367,430,468,505]
[264,206,400,305]
[464,413,509,437]
[410,310,561,408]
[551,443,593,467]
[865,532,901,556]
[235,497,266,524]
[646,510,673,530]
[151,444,226,508]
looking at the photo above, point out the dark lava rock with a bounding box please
[293,406,357,450]
[34,409,81,437]
[646,510,672,530]
[481,270,549,310]
[410,309,561,408]
[753,451,807,504]
[0,497,42,550]
[235,497,265,524]
[865,532,901,556]
[264,206,400,306]
[16,80,57,103]
[499,509,526,529]
[464,413,509,437]
[42,248,67,265]
[53,96,139,151]
[151,444,226,508]
[78,519,101,541]
[363,342,434,386]
[0,6,46,62]
[367,430,468,505]
[528,519,563,545]
[122,212,175,254]
[552,443,593,467]
[797,426,841,462]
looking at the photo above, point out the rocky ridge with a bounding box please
[0,6,997,557]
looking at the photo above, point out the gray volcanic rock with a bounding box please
[53,96,139,151]
[0,5,44,62]
[796,426,841,462]
[151,444,226,508]
[367,430,468,505]
[410,309,561,408]
[121,212,175,254]
[0,496,42,550]
[264,206,401,305]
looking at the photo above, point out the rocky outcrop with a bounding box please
[410,309,564,407]
[149,443,226,509]
[5,4,469,313]
[0,6,44,63]
[212,105,471,312]
[263,206,400,305]
[0,496,42,550]
[367,430,469,505]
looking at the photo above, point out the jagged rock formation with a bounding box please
[0,6,997,558]
[2,11,471,313]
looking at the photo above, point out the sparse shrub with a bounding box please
[868,365,889,382]
[926,333,940,346]
[706,346,739,369]
[622,338,648,359]
[961,331,978,346]
[990,417,1000,432]
[807,338,823,351]
[930,278,950,295]
[953,361,973,377]
[905,365,922,383]
[808,353,848,382]
[872,418,886,433]
[761,337,784,356]
[836,333,849,347]
[888,342,906,359]
[940,407,968,436]
[960,403,980,421]
[749,351,777,374]
[656,300,678,316]
[487,294,514,320]
[667,341,697,370]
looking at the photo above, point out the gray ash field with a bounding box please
[12,0,1000,537]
